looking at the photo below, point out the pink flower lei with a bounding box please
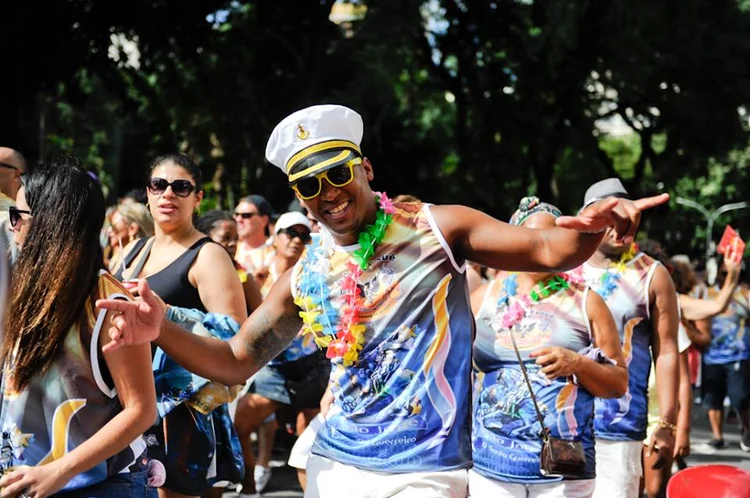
[295,192,396,366]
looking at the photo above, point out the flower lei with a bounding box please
[294,192,396,366]
[594,243,638,300]
[494,273,570,330]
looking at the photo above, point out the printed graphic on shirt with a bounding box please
[292,203,473,472]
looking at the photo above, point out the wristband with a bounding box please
[658,419,677,434]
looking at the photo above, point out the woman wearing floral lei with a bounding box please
[98,106,668,498]
[469,197,627,498]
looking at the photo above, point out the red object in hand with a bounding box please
[667,465,750,498]
[717,225,745,263]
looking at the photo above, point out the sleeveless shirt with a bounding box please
[116,237,212,312]
[0,273,146,491]
[472,274,596,483]
[582,253,658,441]
[703,287,750,365]
[291,203,473,472]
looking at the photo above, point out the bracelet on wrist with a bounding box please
[658,419,677,434]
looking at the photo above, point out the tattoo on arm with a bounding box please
[241,307,303,371]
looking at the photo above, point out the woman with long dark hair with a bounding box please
[117,154,246,498]
[0,156,156,497]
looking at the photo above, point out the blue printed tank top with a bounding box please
[0,273,146,491]
[582,253,658,441]
[472,273,596,483]
[703,288,749,365]
[291,203,473,473]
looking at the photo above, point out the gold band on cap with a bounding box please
[286,140,361,174]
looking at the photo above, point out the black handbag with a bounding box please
[508,327,587,478]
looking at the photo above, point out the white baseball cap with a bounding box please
[265,104,364,184]
[274,211,312,234]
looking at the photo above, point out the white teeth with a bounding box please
[330,201,349,215]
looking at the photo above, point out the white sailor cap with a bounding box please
[265,104,364,184]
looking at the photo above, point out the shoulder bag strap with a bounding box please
[124,237,154,281]
[508,326,549,438]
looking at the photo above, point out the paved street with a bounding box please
[222,399,750,497]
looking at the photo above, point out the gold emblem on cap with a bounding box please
[296,124,309,140]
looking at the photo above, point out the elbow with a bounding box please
[217,366,257,387]
[607,368,629,398]
[613,374,628,398]
[130,399,158,433]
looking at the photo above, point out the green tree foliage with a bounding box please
[6,0,750,260]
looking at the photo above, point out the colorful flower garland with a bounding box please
[594,243,638,300]
[564,243,638,300]
[294,192,396,366]
[494,273,570,330]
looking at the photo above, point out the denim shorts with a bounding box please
[53,467,156,498]
[252,351,330,408]
[702,360,750,411]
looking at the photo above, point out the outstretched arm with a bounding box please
[98,271,303,386]
[432,194,668,272]
[679,256,740,321]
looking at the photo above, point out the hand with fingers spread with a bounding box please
[555,193,670,242]
[96,279,166,353]
[0,461,68,498]
[530,346,581,379]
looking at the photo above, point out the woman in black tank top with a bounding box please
[118,154,247,498]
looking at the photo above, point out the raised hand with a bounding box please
[555,193,670,241]
[96,279,166,353]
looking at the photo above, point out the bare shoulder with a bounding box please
[649,263,676,298]
[190,240,240,290]
[585,287,609,319]
[194,240,235,270]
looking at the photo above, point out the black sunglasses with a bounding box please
[8,206,31,229]
[147,177,196,197]
[279,227,312,243]
[234,212,260,220]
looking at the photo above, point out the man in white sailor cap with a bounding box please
[98,106,670,498]
[578,178,680,498]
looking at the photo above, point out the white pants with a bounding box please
[288,413,324,470]
[305,455,469,498]
[469,470,594,498]
[592,440,643,498]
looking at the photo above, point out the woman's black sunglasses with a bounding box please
[147,177,196,197]
[8,206,31,229]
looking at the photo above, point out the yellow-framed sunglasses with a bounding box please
[290,159,360,200]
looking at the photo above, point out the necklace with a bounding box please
[295,192,396,366]
[594,243,638,300]
[494,273,570,330]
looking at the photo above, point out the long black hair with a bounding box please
[3,155,105,390]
